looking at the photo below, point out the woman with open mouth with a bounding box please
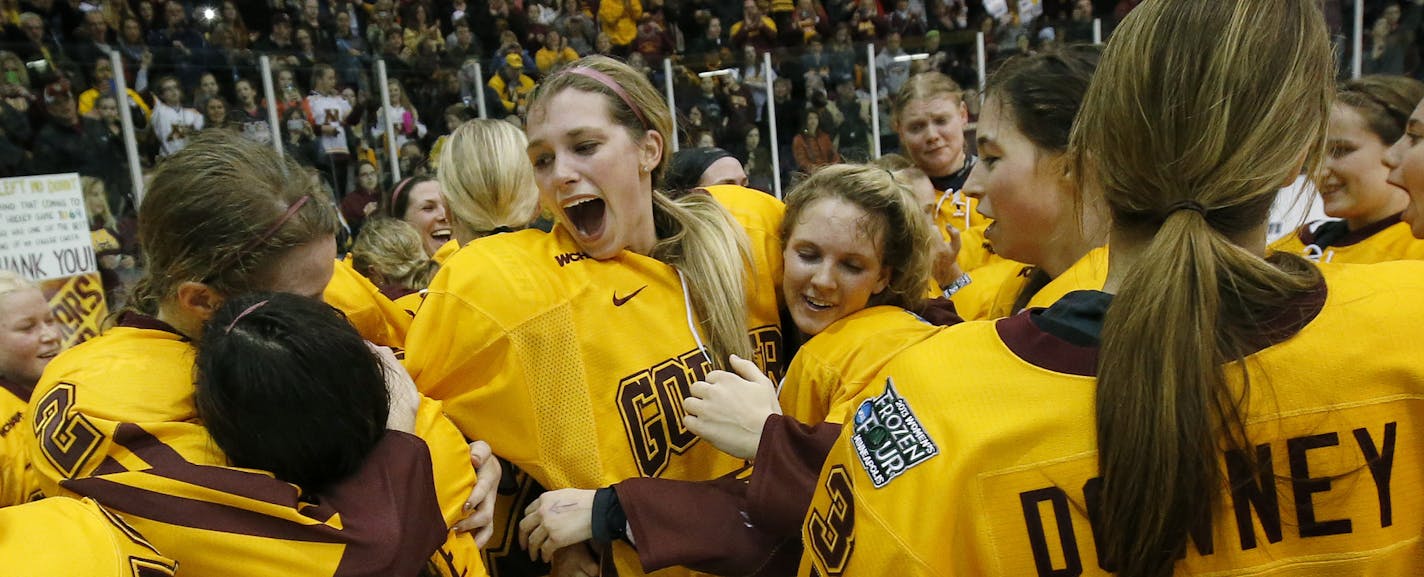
[513,163,961,575]
[404,55,784,577]
[1271,76,1424,264]
[381,175,456,261]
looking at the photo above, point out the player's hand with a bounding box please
[683,354,780,460]
[931,222,964,289]
[519,488,595,563]
[453,440,501,545]
[372,344,419,433]
[550,544,600,577]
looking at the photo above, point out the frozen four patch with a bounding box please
[851,377,939,488]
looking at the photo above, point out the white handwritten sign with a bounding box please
[0,173,96,282]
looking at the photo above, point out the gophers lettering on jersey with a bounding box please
[618,347,713,478]
[850,379,938,489]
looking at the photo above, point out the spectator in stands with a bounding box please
[373,78,427,152]
[599,0,641,56]
[192,71,220,113]
[875,32,912,96]
[833,80,871,160]
[402,3,445,56]
[85,94,130,205]
[150,75,203,158]
[292,27,320,73]
[220,1,250,50]
[12,12,67,82]
[691,75,726,129]
[722,75,756,145]
[555,0,598,55]
[68,8,112,73]
[739,45,771,118]
[686,16,727,63]
[489,53,535,116]
[887,0,926,37]
[231,78,270,143]
[594,31,614,54]
[803,37,832,93]
[445,17,483,68]
[148,1,205,86]
[731,0,777,53]
[741,126,774,191]
[1364,1,1423,76]
[202,96,235,132]
[32,80,89,174]
[114,17,152,89]
[134,0,156,31]
[200,24,252,87]
[78,57,150,127]
[633,12,673,64]
[792,0,830,44]
[398,140,430,178]
[793,108,839,172]
[536,29,580,74]
[305,64,355,197]
[827,23,856,87]
[850,0,884,42]
[0,75,30,176]
[253,11,295,58]
[280,104,320,167]
[341,160,382,236]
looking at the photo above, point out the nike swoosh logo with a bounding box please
[613,285,648,306]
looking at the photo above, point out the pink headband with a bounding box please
[389,177,419,217]
[205,196,312,282]
[566,66,649,129]
[224,299,270,334]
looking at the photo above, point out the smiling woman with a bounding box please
[404,55,785,577]
[382,175,454,257]
[0,271,60,507]
[1270,75,1424,263]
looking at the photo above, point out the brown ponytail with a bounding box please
[1069,1,1331,575]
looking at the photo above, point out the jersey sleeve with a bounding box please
[324,258,413,349]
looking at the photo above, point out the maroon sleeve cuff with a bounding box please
[321,430,449,575]
[616,470,785,575]
[745,415,843,536]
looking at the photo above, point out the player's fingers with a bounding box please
[728,354,773,387]
[687,379,713,400]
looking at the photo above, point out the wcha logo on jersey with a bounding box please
[851,377,939,488]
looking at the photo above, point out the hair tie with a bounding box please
[565,66,649,130]
[205,196,312,283]
[489,226,514,234]
[223,299,270,334]
[1166,200,1208,218]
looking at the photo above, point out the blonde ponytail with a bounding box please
[650,191,754,369]
[1070,1,1332,575]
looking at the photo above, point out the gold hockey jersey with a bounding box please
[1270,215,1424,264]
[779,306,944,427]
[0,379,38,507]
[405,220,783,577]
[0,497,176,576]
[801,261,1424,576]
[27,315,485,577]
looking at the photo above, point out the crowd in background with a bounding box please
[0,0,1412,220]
